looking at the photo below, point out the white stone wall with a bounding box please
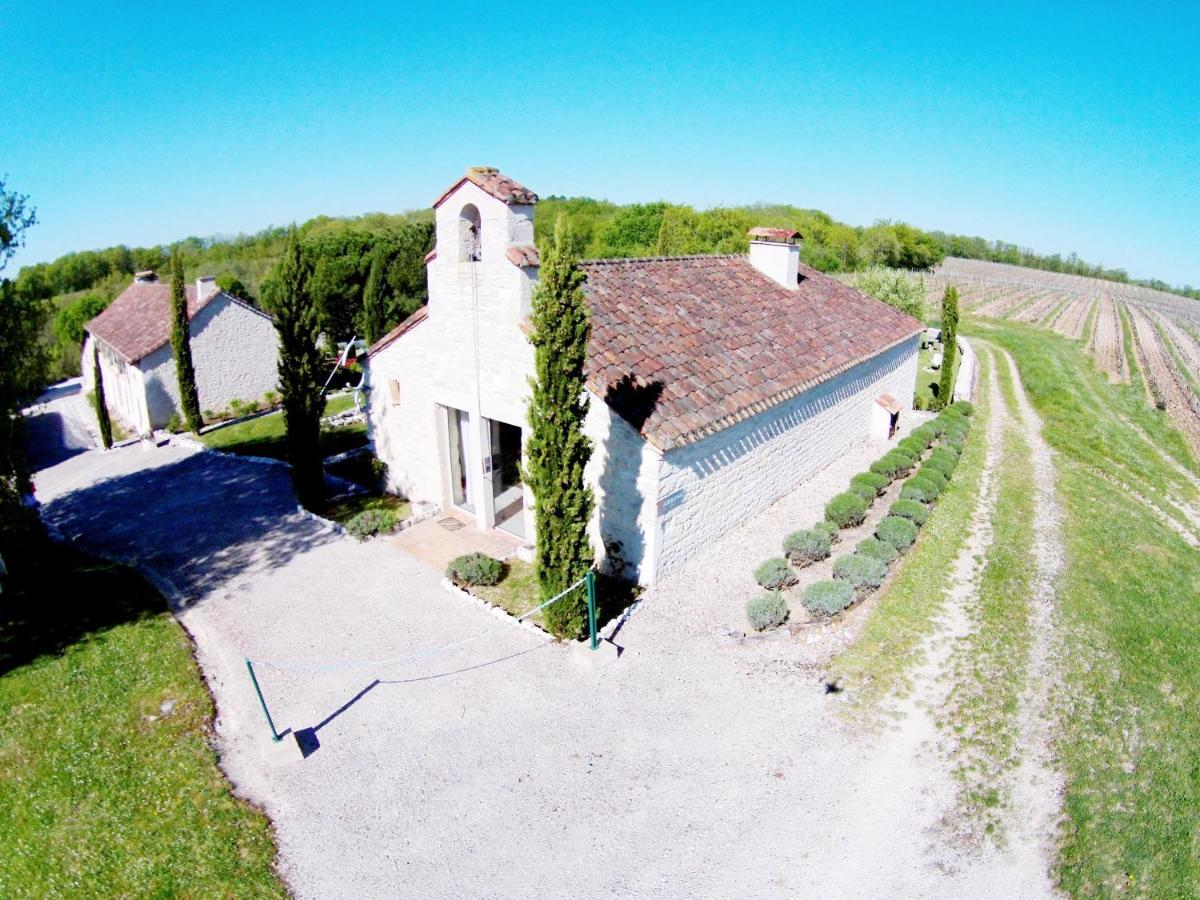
[953,336,977,403]
[140,295,279,429]
[81,333,150,434]
[652,337,920,578]
[368,181,537,530]
[582,395,663,584]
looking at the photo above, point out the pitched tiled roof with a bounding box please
[433,167,538,208]
[86,281,223,362]
[506,244,540,267]
[580,256,923,450]
[367,305,429,356]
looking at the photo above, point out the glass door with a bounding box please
[446,407,473,512]
[489,419,524,537]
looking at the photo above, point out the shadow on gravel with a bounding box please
[41,454,339,602]
[25,411,90,470]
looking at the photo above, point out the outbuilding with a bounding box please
[367,168,923,585]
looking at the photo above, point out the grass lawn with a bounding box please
[0,536,283,896]
[465,560,638,636]
[986,323,1200,895]
[320,492,410,528]
[201,391,365,460]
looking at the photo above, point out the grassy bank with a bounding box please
[988,323,1200,895]
[0,539,284,896]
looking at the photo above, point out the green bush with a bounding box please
[947,433,966,451]
[928,418,948,437]
[949,400,975,416]
[889,498,929,525]
[907,475,942,500]
[800,579,856,616]
[849,472,886,501]
[911,423,937,446]
[813,519,841,543]
[900,481,934,503]
[832,553,889,590]
[755,557,798,590]
[856,537,898,564]
[825,492,869,528]
[446,552,505,586]
[782,529,832,567]
[165,414,184,434]
[746,593,790,631]
[918,466,948,490]
[869,456,904,480]
[897,436,927,459]
[345,508,398,540]
[876,515,920,551]
[931,445,959,465]
[924,455,956,478]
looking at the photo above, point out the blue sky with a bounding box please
[4,1,1198,286]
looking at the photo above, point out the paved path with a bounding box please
[29,394,1053,899]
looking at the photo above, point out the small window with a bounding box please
[459,203,481,262]
[388,379,401,405]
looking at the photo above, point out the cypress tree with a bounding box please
[523,221,594,639]
[938,284,960,408]
[169,250,203,431]
[359,248,387,345]
[274,226,325,508]
[92,341,113,449]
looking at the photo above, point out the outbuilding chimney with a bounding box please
[133,269,157,283]
[747,227,801,289]
[195,275,218,301]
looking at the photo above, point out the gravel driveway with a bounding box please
[31,398,1051,898]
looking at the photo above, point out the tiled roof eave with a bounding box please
[646,325,924,452]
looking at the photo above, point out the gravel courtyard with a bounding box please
[31,392,1050,899]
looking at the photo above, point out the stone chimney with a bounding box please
[133,269,157,283]
[747,227,801,290]
[195,275,218,301]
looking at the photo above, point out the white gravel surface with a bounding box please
[31,389,1053,899]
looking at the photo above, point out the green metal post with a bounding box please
[586,570,598,650]
[245,658,281,742]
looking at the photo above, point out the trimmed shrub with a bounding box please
[901,481,934,503]
[825,492,869,528]
[746,593,789,631]
[852,471,889,497]
[783,529,832,567]
[870,456,904,480]
[949,400,975,416]
[947,433,966,451]
[931,445,959,465]
[755,557,798,590]
[911,423,937,446]
[928,418,948,437]
[800,579,856,616]
[897,436,927,459]
[918,466,948,490]
[876,515,920,551]
[889,498,929,526]
[345,508,398,540]
[813,519,841,543]
[924,455,956,478]
[446,552,505,586]
[856,537,898,564]
[907,475,942,500]
[832,553,889,591]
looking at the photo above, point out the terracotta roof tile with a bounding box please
[367,305,430,356]
[506,244,540,267]
[85,281,222,362]
[580,256,923,450]
[433,167,538,209]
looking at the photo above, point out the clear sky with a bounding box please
[4,0,1198,286]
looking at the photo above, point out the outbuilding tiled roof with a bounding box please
[433,167,538,209]
[506,244,540,267]
[86,281,222,362]
[580,256,923,450]
[367,305,430,356]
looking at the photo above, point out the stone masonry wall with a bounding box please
[653,337,920,578]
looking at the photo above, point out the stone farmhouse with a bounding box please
[366,168,924,585]
[82,273,279,434]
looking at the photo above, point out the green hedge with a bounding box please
[800,580,855,616]
[825,492,869,528]
[889,498,929,525]
[876,515,920,551]
[850,471,889,499]
[783,529,832,567]
[856,536,898,564]
[832,553,889,590]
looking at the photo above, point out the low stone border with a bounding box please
[438,577,550,637]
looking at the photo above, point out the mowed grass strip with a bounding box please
[990,324,1200,896]
[201,391,365,459]
[938,347,1036,838]
[828,353,990,722]
[0,543,284,897]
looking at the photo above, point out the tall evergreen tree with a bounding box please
[359,248,387,345]
[523,221,594,639]
[274,226,325,508]
[92,342,113,450]
[938,284,960,408]
[169,250,202,431]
